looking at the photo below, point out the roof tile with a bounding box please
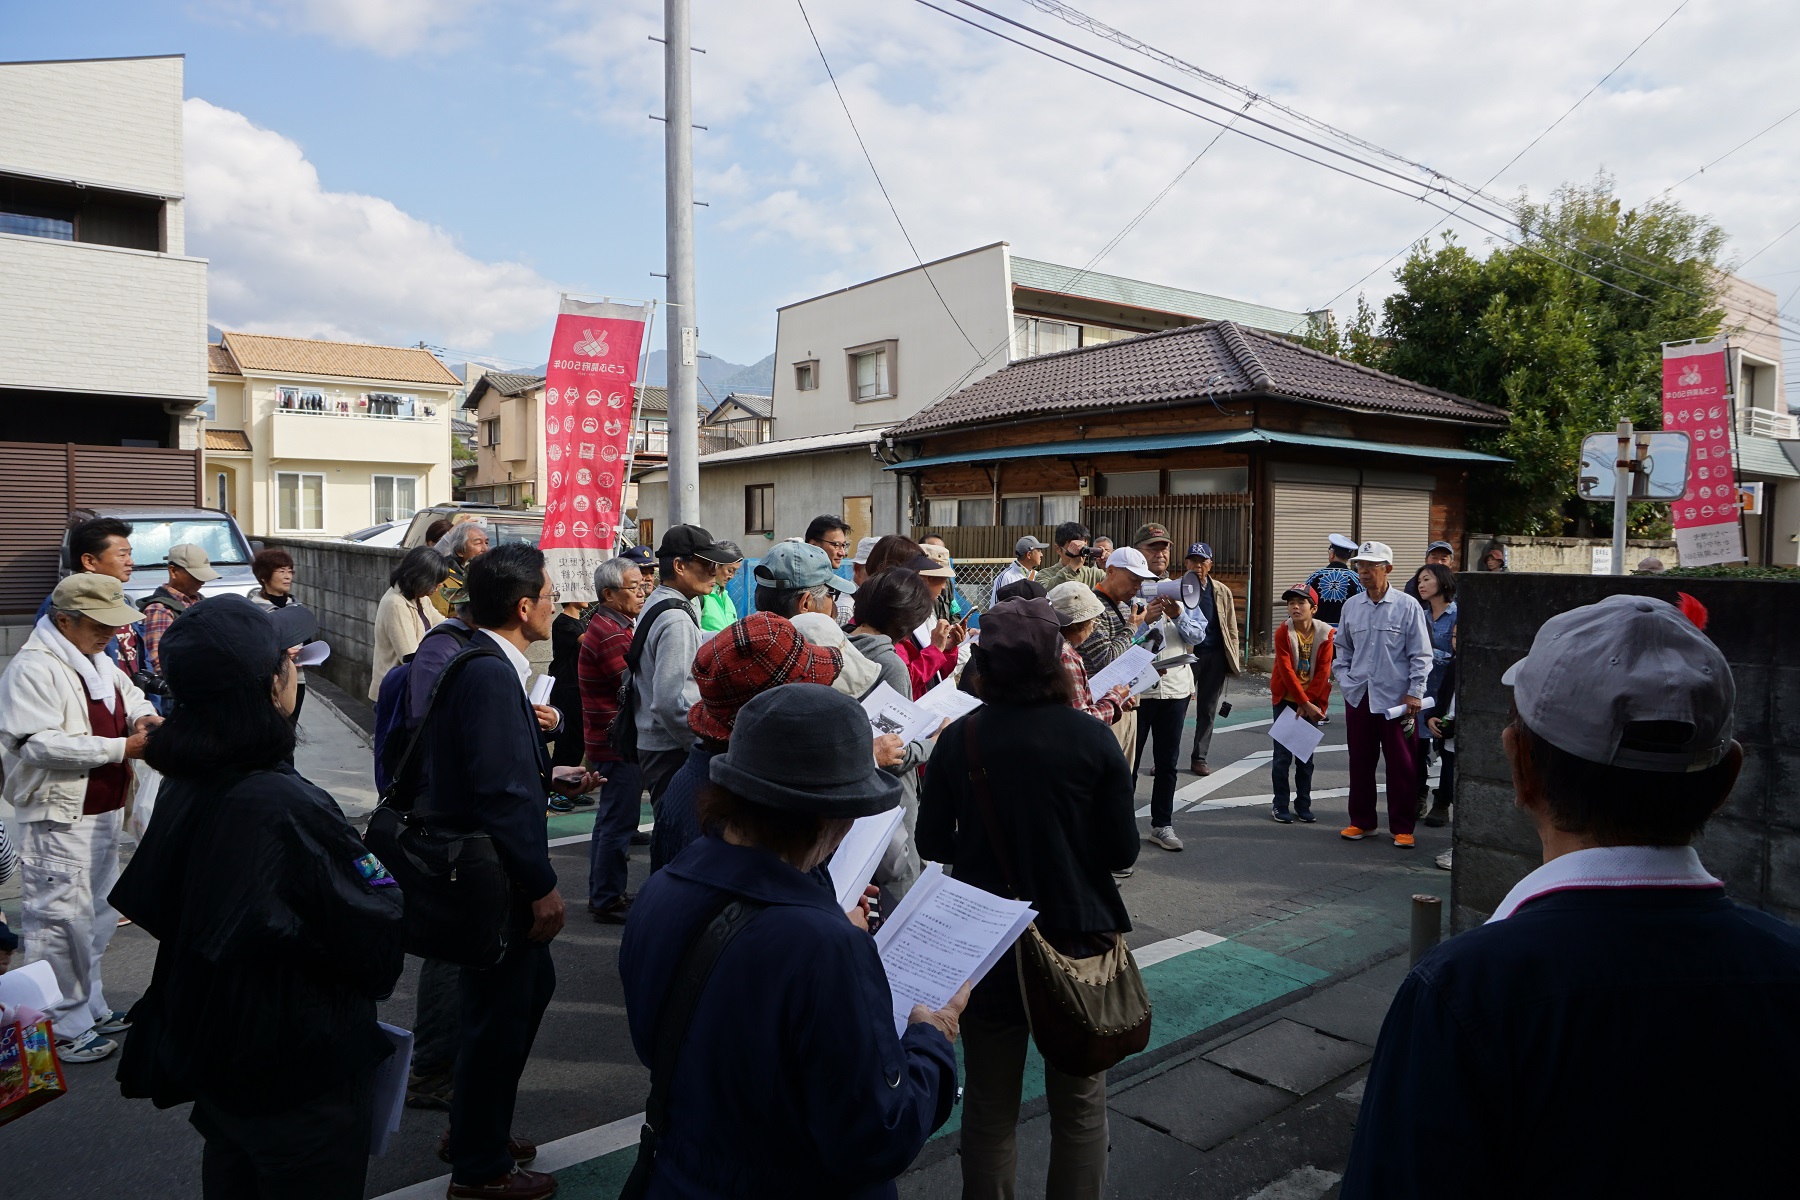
[204,429,251,452]
[206,342,239,375]
[219,331,461,387]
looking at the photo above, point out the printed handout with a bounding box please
[875,864,1037,1036]
[918,676,982,725]
[828,807,905,912]
[861,682,938,746]
[1270,706,1325,763]
[1086,645,1157,698]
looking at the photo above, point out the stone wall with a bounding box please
[266,537,406,701]
[1452,573,1798,932]
[1464,533,1680,574]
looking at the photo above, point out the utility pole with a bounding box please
[663,0,700,527]
[1612,419,1631,576]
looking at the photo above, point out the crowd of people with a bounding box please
[5,511,1791,1198]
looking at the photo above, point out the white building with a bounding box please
[1718,272,1800,565]
[0,54,210,613]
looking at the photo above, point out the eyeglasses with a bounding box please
[822,540,851,552]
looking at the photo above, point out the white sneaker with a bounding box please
[1435,850,1453,871]
[1150,826,1184,851]
[56,1030,120,1064]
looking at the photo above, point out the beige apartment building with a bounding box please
[205,332,458,537]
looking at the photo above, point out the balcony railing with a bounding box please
[1737,406,1798,440]
[276,395,441,421]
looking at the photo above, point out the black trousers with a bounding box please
[1134,696,1191,828]
[191,1068,374,1200]
[448,938,556,1184]
[413,956,463,1080]
[1189,646,1229,764]
[639,746,688,811]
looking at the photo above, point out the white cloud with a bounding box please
[212,0,492,56]
[183,97,556,350]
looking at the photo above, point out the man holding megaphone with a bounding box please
[1131,524,1209,852]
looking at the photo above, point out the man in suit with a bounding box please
[425,543,598,1199]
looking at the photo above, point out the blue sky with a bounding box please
[10,1,1800,375]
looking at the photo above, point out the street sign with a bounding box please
[1576,431,1691,500]
[1739,481,1765,516]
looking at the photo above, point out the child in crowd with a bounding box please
[1270,584,1335,823]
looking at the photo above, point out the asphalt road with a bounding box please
[5,674,1452,1199]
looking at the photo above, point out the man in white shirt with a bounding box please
[989,536,1047,606]
[1332,541,1433,849]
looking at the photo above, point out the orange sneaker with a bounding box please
[1340,826,1371,841]
[1395,834,1416,849]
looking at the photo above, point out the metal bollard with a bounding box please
[1410,894,1443,965]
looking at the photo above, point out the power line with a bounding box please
[794,0,984,359]
[1657,101,1800,196]
[1736,213,1800,272]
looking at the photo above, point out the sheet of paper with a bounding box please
[918,676,982,724]
[1087,644,1156,698]
[369,1022,414,1157]
[0,960,63,1014]
[875,863,1038,1036]
[1270,706,1326,763]
[528,674,555,706]
[861,681,936,745]
[294,641,331,668]
[829,807,905,911]
[913,615,938,647]
[1383,695,1436,720]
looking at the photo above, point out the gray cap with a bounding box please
[1014,535,1049,556]
[1502,593,1734,772]
[1427,540,1455,555]
[1047,581,1103,626]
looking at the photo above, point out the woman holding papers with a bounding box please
[110,597,405,1200]
[619,684,966,1199]
[1270,583,1336,824]
[917,598,1139,1200]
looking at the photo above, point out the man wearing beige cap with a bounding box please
[141,543,218,678]
[0,573,160,1064]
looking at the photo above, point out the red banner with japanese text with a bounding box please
[541,298,648,601]
[1660,341,1743,567]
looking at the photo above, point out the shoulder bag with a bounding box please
[609,597,698,764]
[618,896,767,1200]
[964,711,1151,1078]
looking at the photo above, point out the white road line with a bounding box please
[1146,744,1349,817]
[1245,1166,1344,1200]
[1187,784,1382,814]
[373,1113,645,1200]
[548,820,654,848]
[1134,928,1227,967]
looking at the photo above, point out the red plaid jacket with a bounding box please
[578,605,635,764]
[1060,639,1122,725]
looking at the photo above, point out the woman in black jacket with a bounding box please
[916,597,1139,1200]
[112,595,405,1200]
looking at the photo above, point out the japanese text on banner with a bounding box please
[1660,342,1743,568]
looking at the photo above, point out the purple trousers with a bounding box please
[1344,696,1419,836]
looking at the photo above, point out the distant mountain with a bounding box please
[639,348,772,399]
[716,353,775,396]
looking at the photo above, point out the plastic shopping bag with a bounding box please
[129,760,161,841]
[0,1013,70,1127]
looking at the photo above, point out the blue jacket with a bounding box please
[1343,887,1800,1198]
[619,835,958,1198]
[649,743,713,874]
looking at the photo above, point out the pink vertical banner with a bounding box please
[542,297,648,601]
[1660,341,1743,567]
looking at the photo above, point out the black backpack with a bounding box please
[608,598,697,764]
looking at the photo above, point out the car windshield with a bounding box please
[127,519,251,567]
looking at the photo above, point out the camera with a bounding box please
[133,669,171,698]
[1218,700,1233,718]
[1075,544,1105,561]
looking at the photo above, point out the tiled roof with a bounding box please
[464,372,545,407]
[888,320,1508,437]
[219,331,462,387]
[696,428,882,465]
[1735,435,1800,480]
[207,343,239,375]
[1010,256,1317,335]
[204,429,251,452]
[636,384,670,413]
[711,391,772,420]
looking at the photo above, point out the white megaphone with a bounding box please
[1140,571,1205,607]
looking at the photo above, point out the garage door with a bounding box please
[1270,481,1355,632]
[1358,487,1432,574]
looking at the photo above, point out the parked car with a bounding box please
[341,520,407,547]
[398,503,638,553]
[61,506,261,605]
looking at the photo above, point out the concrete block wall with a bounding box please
[1464,533,1680,574]
[1452,573,1800,932]
[266,537,407,702]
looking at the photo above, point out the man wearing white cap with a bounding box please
[1343,593,1799,1197]
[838,536,881,626]
[0,573,160,1063]
[1306,534,1363,625]
[1332,541,1433,848]
[1078,545,1156,759]
[989,535,1047,606]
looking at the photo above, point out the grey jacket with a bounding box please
[849,631,932,901]
[634,585,704,753]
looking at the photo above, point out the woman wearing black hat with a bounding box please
[917,598,1140,1199]
[111,595,405,1200]
[618,683,966,1198]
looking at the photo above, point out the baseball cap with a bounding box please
[266,603,318,650]
[1281,583,1320,605]
[1132,523,1171,547]
[167,543,220,582]
[658,524,741,565]
[159,595,283,698]
[688,613,842,741]
[903,553,955,580]
[1349,540,1394,565]
[1328,533,1359,553]
[1186,542,1213,561]
[618,545,654,568]
[1047,581,1103,626]
[920,543,956,577]
[1106,546,1157,580]
[852,536,879,565]
[1014,535,1049,556]
[1502,594,1734,772]
[1427,540,1455,555]
[755,541,856,594]
[50,572,143,627]
[995,579,1048,604]
[972,598,1062,680]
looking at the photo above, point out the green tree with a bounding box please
[1332,177,1726,535]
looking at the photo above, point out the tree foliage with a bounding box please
[1311,177,1727,535]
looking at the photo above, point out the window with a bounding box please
[1099,471,1160,496]
[199,386,218,422]
[927,498,958,527]
[373,474,421,524]
[846,340,897,402]
[745,484,775,535]
[277,472,325,532]
[1168,467,1250,495]
[1001,493,1080,525]
[0,205,75,241]
[1000,496,1040,526]
[958,498,994,526]
[215,472,229,513]
[482,419,501,447]
[1013,316,1084,359]
[795,360,818,391]
[1042,494,1081,525]
[128,518,251,567]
